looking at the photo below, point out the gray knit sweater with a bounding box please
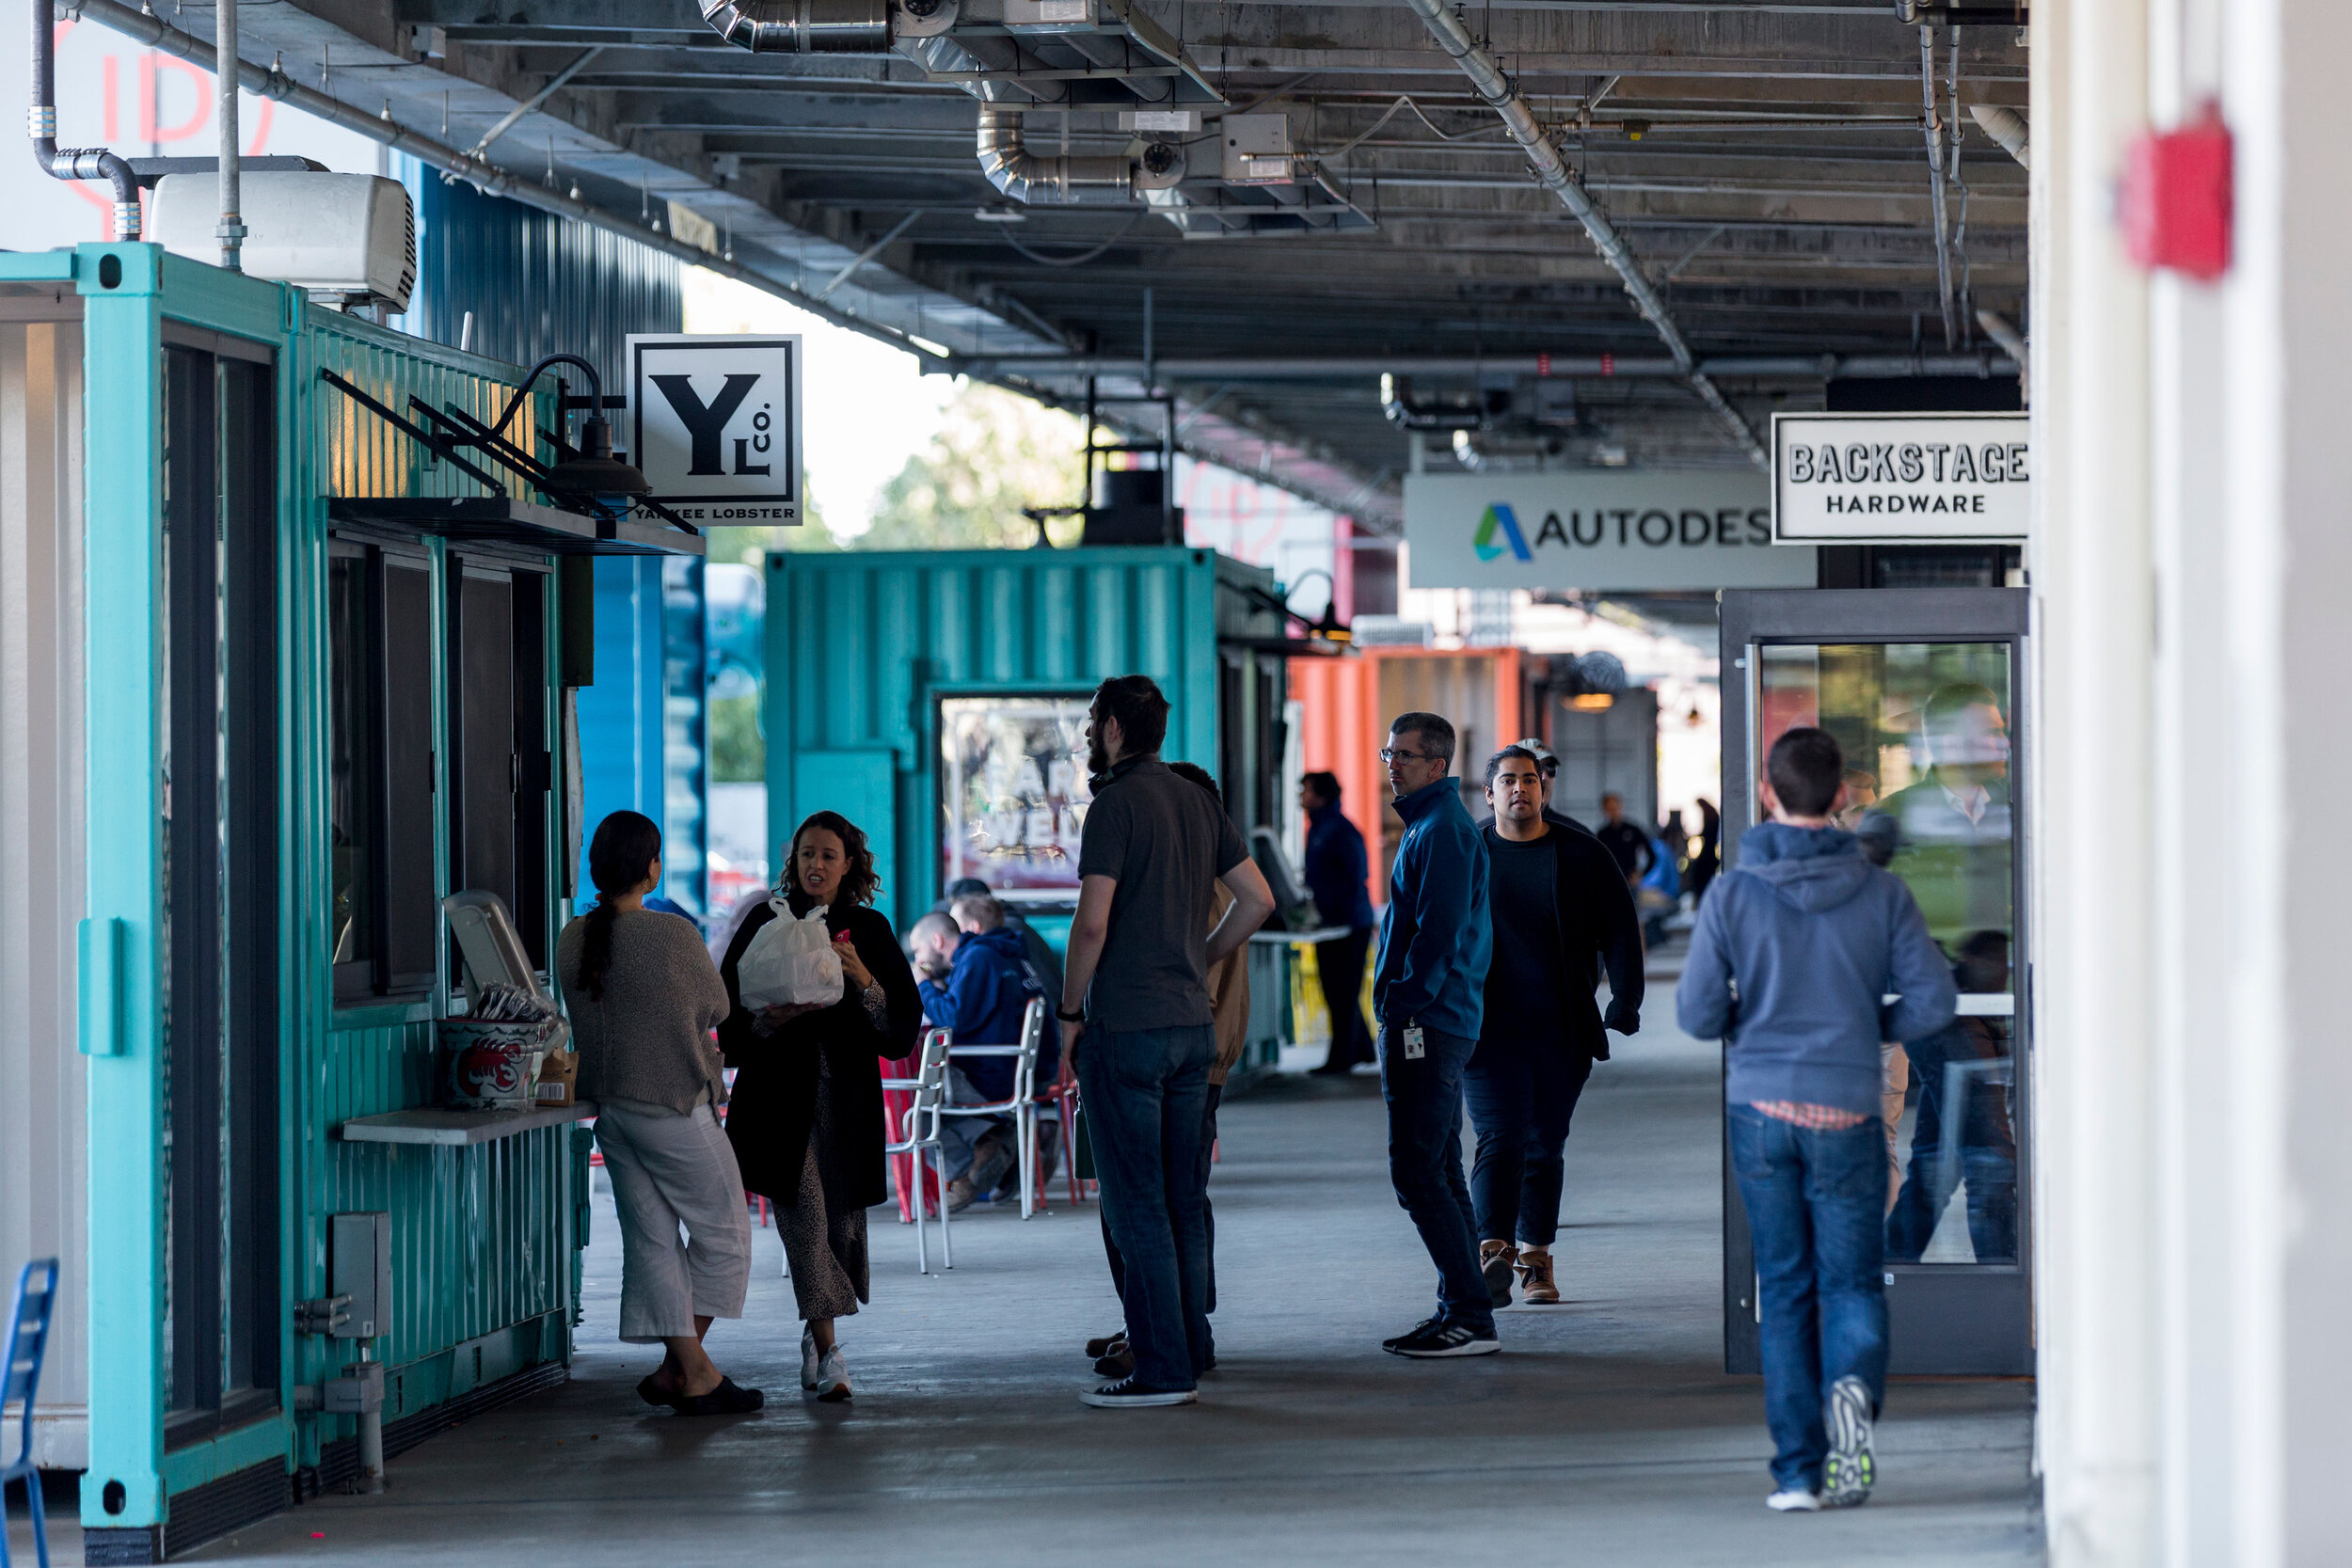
[557,908,732,1115]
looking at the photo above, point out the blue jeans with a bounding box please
[1728,1105,1889,1492]
[1463,1039,1593,1246]
[1075,1022,1216,1390]
[1378,1022,1493,1333]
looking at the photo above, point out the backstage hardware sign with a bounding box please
[1772,411,2028,543]
[1403,471,1816,591]
[628,333,803,521]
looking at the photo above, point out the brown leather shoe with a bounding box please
[1480,1240,1518,1307]
[1517,1249,1560,1305]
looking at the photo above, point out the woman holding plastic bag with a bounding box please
[720,810,920,1402]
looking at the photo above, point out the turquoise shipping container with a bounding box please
[0,243,699,1561]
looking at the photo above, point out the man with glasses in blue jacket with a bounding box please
[1372,711,1496,1358]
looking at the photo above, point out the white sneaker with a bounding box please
[1767,1489,1821,1513]
[814,1342,851,1402]
[1821,1374,1876,1507]
[800,1325,820,1391]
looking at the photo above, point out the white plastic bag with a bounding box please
[736,900,845,1011]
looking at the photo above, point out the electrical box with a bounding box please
[1120,108,1201,135]
[330,1212,393,1341]
[1003,0,1091,23]
[1220,113,1295,185]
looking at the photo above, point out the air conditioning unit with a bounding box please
[150,172,417,312]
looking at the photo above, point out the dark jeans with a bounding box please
[1104,1082,1223,1317]
[1075,1022,1216,1390]
[1317,927,1375,1068]
[1462,1039,1593,1246]
[1377,1022,1493,1333]
[1884,1022,2019,1263]
[1729,1105,1889,1493]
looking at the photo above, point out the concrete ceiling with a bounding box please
[113,0,2030,527]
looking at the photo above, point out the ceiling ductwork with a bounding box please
[698,0,955,55]
[977,108,1181,204]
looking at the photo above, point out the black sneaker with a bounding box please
[1384,1319,1501,1358]
[1079,1376,1197,1408]
[1093,1341,1136,1379]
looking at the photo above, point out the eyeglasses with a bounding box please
[1379,748,1437,763]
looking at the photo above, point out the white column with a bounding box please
[2033,0,2158,1559]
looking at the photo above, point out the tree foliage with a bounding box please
[853,385,1087,550]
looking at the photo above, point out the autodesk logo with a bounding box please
[1473,503,1533,562]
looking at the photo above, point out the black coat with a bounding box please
[719,895,921,1211]
[1481,819,1646,1062]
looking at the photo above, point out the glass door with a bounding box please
[1718,587,2031,1376]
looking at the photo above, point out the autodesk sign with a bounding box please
[1405,472,1816,592]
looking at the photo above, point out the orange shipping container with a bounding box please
[1292,647,1524,905]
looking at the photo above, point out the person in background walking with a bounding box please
[1372,711,1497,1358]
[720,811,921,1404]
[1595,792,1654,886]
[1468,749,1644,1309]
[1299,770,1376,1075]
[1060,675,1274,1408]
[1089,762,1254,1383]
[562,811,761,1417]
[1686,797,1723,904]
[1676,727,1955,1513]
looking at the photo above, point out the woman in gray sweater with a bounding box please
[559,810,761,1417]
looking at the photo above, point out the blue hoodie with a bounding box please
[1374,776,1492,1041]
[1677,822,1958,1117]
[918,926,1047,1100]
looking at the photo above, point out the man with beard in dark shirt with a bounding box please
[1466,747,1645,1307]
[1595,792,1654,885]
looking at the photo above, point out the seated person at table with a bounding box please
[911,898,1047,1210]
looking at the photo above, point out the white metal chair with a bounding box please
[943,996,1048,1219]
[881,1027,954,1273]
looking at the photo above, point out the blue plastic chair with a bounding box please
[1,1259,59,1568]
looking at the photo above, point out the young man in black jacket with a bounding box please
[1467,746,1645,1307]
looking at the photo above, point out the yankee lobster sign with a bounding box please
[1771,411,2029,544]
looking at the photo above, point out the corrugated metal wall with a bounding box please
[400,169,683,403]
[293,312,576,1454]
[0,309,89,1467]
[767,548,1251,932]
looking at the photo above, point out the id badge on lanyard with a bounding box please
[1402,1022,1425,1060]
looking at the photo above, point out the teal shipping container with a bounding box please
[762,547,1300,1073]
[0,243,700,1561]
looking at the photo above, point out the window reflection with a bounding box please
[1757,643,2018,1265]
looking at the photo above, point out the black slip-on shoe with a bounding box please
[672,1376,765,1417]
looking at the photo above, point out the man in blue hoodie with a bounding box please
[914,895,1047,1210]
[1373,710,1496,1358]
[1677,726,1956,1513]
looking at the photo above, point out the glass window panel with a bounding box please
[937,695,1094,900]
[1756,641,2018,1266]
[328,551,374,991]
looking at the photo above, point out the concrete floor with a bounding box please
[20,1011,2041,1566]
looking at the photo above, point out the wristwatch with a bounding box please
[1056,1006,1085,1023]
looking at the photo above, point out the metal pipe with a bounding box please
[1918,24,1956,347]
[699,0,892,54]
[215,0,242,267]
[462,46,601,161]
[1975,309,2027,402]
[1393,0,1764,467]
[66,0,942,358]
[976,107,1136,204]
[951,351,2020,380]
[1968,103,2030,168]
[30,0,140,238]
